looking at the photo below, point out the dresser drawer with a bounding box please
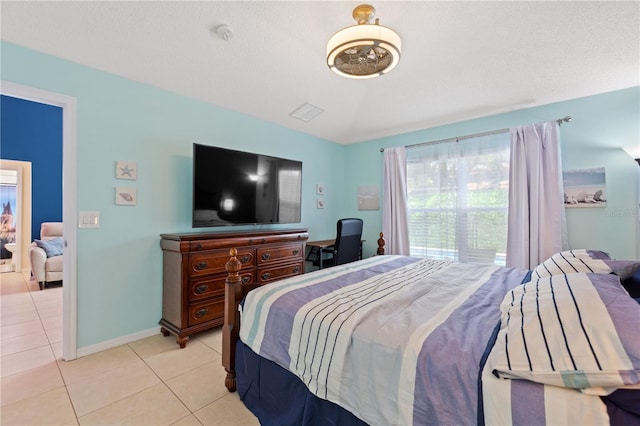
[257,243,304,266]
[189,249,254,277]
[187,298,225,327]
[258,261,304,284]
[189,272,254,302]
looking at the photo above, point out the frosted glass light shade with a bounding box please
[327,23,401,79]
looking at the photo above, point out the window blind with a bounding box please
[406,132,510,265]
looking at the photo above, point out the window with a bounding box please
[406,133,510,265]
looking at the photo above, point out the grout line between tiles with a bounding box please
[1,272,246,425]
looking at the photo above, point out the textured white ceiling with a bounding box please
[2,1,638,144]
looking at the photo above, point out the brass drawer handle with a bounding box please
[261,253,271,261]
[241,276,250,284]
[292,266,300,273]
[195,308,208,318]
[261,272,271,280]
[195,261,208,270]
[292,249,300,255]
[240,255,250,263]
[195,284,209,294]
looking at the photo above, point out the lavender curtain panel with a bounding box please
[506,121,567,268]
[382,147,410,255]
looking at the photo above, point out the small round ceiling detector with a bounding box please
[215,24,233,41]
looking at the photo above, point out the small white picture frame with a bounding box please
[115,161,137,180]
[357,185,380,210]
[115,187,137,206]
[316,184,325,195]
[316,198,325,209]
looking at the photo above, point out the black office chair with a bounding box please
[317,218,363,268]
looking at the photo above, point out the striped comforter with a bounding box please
[239,255,529,425]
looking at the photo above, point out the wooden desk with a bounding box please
[306,239,337,249]
[306,239,364,269]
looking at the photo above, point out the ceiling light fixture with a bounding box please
[327,4,401,79]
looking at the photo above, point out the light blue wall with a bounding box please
[344,87,640,260]
[1,41,345,348]
[2,41,638,351]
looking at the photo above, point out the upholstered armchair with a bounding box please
[29,222,63,290]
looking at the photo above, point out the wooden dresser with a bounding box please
[159,228,309,347]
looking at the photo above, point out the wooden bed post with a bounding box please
[377,232,385,255]
[223,248,242,392]
[222,233,384,393]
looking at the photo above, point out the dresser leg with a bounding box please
[160,327,170,337]
[177,335,189,348]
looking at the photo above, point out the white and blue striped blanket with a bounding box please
[489,272,640,390]
[483,272,640,425]
[239,255,529,425]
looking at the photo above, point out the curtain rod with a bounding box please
[379,116,572,152]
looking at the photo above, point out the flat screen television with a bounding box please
[193,144,302,227]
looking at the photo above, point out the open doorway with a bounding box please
[0,169,18,272]
[0,163,31,274]
[1,81,78,361]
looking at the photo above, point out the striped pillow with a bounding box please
[488,273,640,395]
[531,250,640,281]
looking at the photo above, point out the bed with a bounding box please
[221,240,640,425]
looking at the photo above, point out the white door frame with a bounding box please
[1,80,78,361]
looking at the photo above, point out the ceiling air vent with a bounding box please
[289,102,325,122]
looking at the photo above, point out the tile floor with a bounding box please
[0,271,259,425]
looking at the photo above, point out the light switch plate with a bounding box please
[79,211,100,228]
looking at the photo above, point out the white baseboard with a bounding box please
[75,326,162,359]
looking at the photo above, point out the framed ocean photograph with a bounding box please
[563,167,606,208]
[357,185,380,210]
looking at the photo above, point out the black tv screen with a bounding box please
[193,144,302,227]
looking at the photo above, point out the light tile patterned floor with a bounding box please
[0,271,259,425]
